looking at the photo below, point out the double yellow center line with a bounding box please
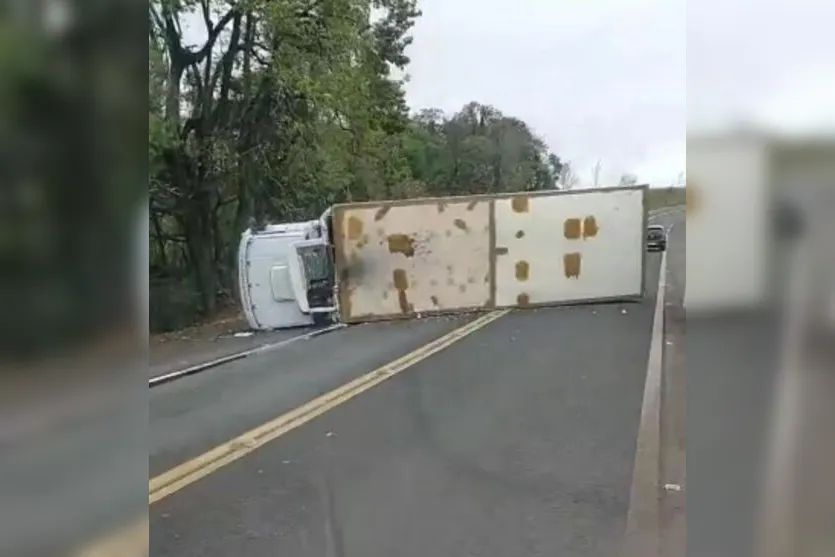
[150,309,509,504]
[75,311,508,557]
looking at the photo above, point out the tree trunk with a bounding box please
[183,204,217,316]
[150,210,168,268]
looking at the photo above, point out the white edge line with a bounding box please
[149,323,347,387]
[623,249,668,557]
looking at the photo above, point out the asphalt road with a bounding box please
[149,211,678,557]
[149,327,319,380]
[150,315,478,477]
[653,207,791,557]
[685,233,783,557]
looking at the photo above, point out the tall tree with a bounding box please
[618,173,639,187]
[407,102,560,195]
[148,0,424,327]
[148,3,566,332]
[557,161,580,189]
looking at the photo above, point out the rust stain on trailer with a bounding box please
[398,291,413,314]
[339,285,355,319]
[564,218,582,240]
[517,293,530,307]
[392,269,413,314]
[374,206,391,221]
[563,253,582,279]
[515,260,530,282]
[347,216,364,241]
[467,200,479,211]
[393,268,409,291]
[332,209,352,322]
[582,216,599,239]
[686,180,698,217]
[334,197,493,321]
[387,234,416,257]
[431,295,440,306]
[511,196,529,213]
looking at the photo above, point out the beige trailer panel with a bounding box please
[333,186,647,323]
[333,198,492,322]
[494,188,646,307]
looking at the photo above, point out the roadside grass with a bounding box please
[647,187,686,211]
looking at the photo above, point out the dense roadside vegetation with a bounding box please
[149,0,569,331]
[149,0,683,333]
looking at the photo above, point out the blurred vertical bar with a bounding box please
[0,0,147,555]
[686,130,781,557]
[687,129,835,556]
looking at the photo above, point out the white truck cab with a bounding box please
[237,212,337,330]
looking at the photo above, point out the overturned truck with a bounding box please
[238,185,650,330]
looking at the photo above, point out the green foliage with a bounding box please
[618,173,639,187]
[148,0,563,332]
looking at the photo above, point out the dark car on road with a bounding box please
[647,224,667,252]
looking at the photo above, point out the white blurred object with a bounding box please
[686,130,835,315]
[685,132,770,312]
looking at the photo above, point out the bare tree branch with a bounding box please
[149,4,165,35]
[185,8,239,66]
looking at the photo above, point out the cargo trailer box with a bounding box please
[331,186,648,323]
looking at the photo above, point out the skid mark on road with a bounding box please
[149,310,510,504]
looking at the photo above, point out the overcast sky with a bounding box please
[180,0,834,188]
[403,0,686,188]
[404,0,834,188]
